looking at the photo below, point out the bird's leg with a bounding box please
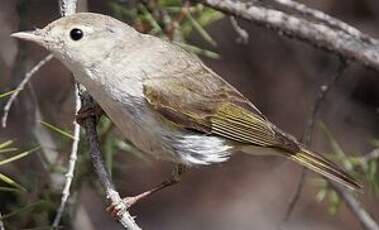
[106,164,186,219]
[76,103,104,125]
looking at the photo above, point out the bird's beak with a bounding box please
[11,29,47,46]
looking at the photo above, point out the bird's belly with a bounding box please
[100,97,170,159]
[99,96,233,165]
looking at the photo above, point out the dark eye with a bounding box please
[70,28,83,41]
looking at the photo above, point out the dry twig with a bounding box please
[284,59,347,220]
[59,0,78,16]
[201,0,379,71]
[333,184,379,230]
[79,90,141,230]
[361,149,379,163]
[271,0,368,40]
[0,211,4,230]
[1,54,53,128]
[229,16,249,44]
[51,85,81,229]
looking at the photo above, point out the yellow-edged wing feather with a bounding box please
[143,62,361,191]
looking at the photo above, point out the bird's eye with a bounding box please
[70,28,83,41]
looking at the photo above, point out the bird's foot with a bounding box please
[106,197,136,220]
[76,104,104,126]
[106,164,186,220]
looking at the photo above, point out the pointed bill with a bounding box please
[11,30,47,46]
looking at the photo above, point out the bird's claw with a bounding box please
[106,197,138,220]
[76,105,104,126]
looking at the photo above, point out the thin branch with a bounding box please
[270,0,369,41]
[165,1,190,40]
[0,211,4,230]
[229,16,249,44]
[284,59,347,220]
[200,0,379,71]
[283,168,306,221]
[59,0,78,17]
[79,90,141,230]
[51,85,81,229]
[1,54,53,128]
[304,60,347,144]
[332,184,379,230]
[361,149,379,163]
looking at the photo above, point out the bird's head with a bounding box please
[11,12,138,70]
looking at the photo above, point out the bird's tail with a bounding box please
[289,147,362,191]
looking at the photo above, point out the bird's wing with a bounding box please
[142,53,361,191]
[143,61,299,152]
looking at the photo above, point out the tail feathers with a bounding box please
[289,148,362,191]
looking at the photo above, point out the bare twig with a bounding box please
[59,0,78,16]
[229,16,249,44]
[284,59,347,220]
[304,60,347,144]
[332,184,379,230]
[283,168,306,221]
[165,1,190,40]
[51,85,81,229]
[270,0,369,41]
[2,54,53,128]
[79,90,141,230]
[0,211,4,230]
[361,149,379,163]
[201,0,379,71]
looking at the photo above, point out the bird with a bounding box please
[11,12,361,212]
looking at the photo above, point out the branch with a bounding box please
[229,16,249,44]
[51,85,81,229]
[332,184,379,230]
[304,60,347,144]
[200,0,379,71]
[1,54,53,128]
[284,59,347,220]
[79,90,141,230]
[271,0,368,40]
[0,211,4,230]
[59,0,78,16]
[361,149,379,163]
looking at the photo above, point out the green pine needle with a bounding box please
[0,173,27,192]
[174,42,220,58]
[0,90,16,99]
[0,140,14,149]
[0,200,48,220]
[0,146,40,166]
[39,120,75,140]
[185,12,217,47]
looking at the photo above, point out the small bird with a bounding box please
[11,12,361,207]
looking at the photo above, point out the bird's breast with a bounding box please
[72,54,233,165]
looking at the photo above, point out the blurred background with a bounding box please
[1,0,379,229]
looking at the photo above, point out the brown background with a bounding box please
[1,0,379,229]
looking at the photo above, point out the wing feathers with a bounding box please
[290,148,362,191]
[211,103,282,147]
[142,62,361,191]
